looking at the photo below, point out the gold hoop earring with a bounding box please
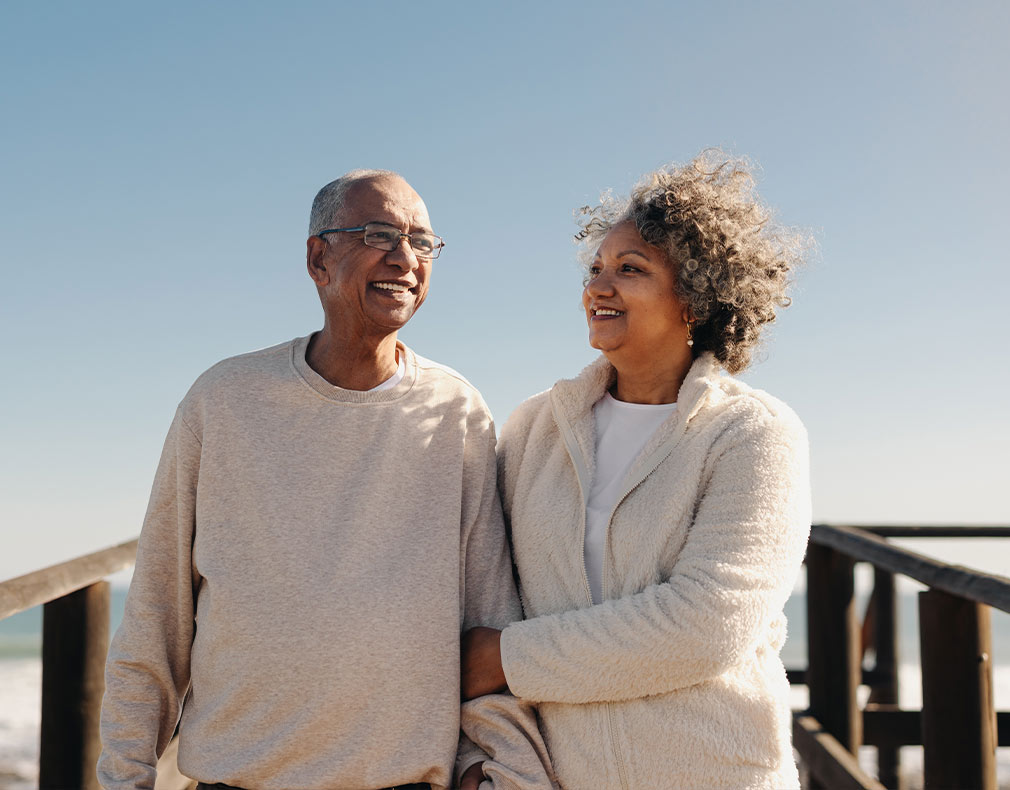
[686,322,694,347]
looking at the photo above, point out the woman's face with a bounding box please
[582,221,689,365]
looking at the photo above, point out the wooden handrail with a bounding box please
[2,526,1005,788]
[835,524,1010,538]
[809,524,1010,613]
[793,714,887,790]
[0,539,139,620]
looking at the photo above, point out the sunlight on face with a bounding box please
[582,221,688,364]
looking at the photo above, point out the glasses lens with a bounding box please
[362,224,401,250]
[362,224,441,258]
[410,233,438,257]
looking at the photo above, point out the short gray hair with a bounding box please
[308,169,401,236]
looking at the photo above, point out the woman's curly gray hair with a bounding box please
[576,151,810,374]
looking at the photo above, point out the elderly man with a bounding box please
[99,171,553,790]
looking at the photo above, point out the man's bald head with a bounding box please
[309,169,408,237]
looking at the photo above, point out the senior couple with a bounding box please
[99,154,812,790]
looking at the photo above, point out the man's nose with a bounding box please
[386,236,419,270]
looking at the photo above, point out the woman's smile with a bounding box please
[582,221,689,363]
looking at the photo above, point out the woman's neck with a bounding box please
[609,351,693,405]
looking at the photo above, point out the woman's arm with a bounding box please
[462,626,507,700]
[499,407,810,705]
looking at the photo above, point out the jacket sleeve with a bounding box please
[499,406,811,705]
[456,409,556,790]
[98,408,200,790]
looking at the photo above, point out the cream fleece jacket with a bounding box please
[99,336,553,790]
[494,353,811,790]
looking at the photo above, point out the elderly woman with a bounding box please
[461,152,812,789]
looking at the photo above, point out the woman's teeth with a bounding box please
[595,309,623,316]
[373,282,408,293]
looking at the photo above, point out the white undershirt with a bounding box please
[367,352,405,392]
[585,392,678,604]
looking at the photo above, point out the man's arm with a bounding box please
[98,408,200,790]
[456,412,555,790]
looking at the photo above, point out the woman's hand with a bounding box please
[461,626,507,700]
[459,760,485,790]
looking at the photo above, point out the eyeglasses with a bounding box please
[317,222,445,259]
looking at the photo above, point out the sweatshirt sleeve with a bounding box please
[98,408,200,790]
[456,412,556,790]
[499,406,811,705]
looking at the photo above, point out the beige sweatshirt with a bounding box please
[99,336,553,790]
[493,353,811,790]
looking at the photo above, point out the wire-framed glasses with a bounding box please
[317,222,445,259]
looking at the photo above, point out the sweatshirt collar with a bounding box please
[290,334,418,404]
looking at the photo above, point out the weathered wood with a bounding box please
[918,589,996,790]
[793,714,887,790]
[788,667,894,687]
[0,539,138,620]
[868,568,899,788]
[863,704,920,747]
[862,706,1010,748]
[806,543,862,772]
[39,582,110,790]
[810,524,1010,613]
[844,525,1010,538]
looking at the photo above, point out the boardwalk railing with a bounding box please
[792,525,1010,790]
[2,527,1007,789]
[0,540,138,790]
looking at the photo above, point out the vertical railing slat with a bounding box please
[39,581,110,790]
[871,568,900,788]
[918,589,996,790]
[806,543,862,787]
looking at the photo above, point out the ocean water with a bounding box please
[1,591,1008,788]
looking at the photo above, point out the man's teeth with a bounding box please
[595,309,623,316]
[373,282,409,293]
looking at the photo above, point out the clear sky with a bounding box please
[1,1,1008,582]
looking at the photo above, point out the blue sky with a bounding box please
[1,1,1008,581]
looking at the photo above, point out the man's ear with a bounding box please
[306,236,330,287]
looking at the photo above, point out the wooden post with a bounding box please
[40,581,110,790]
[806,544,862,788]
[918,589,996,790]
[870,568,900,788]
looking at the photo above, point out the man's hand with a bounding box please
[461,626,507,700]
[459,760,485,790]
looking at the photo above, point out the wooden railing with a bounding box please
[3,527,1007,789]
[791,525,1010,790]
[0,540,138,790]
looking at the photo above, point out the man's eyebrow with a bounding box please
[371,219,435,233]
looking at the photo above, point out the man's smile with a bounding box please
[372,281,411,293]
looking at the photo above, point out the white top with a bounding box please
[367,352,405,392]
[585,392,677,604]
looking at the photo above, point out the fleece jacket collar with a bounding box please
[549,352,724,506]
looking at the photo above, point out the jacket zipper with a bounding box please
[550,396,594,606]
[551,395,631,790]
[601,434,689,790]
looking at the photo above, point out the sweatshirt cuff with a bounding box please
[500,620,533,701]
[455,739,488,785]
